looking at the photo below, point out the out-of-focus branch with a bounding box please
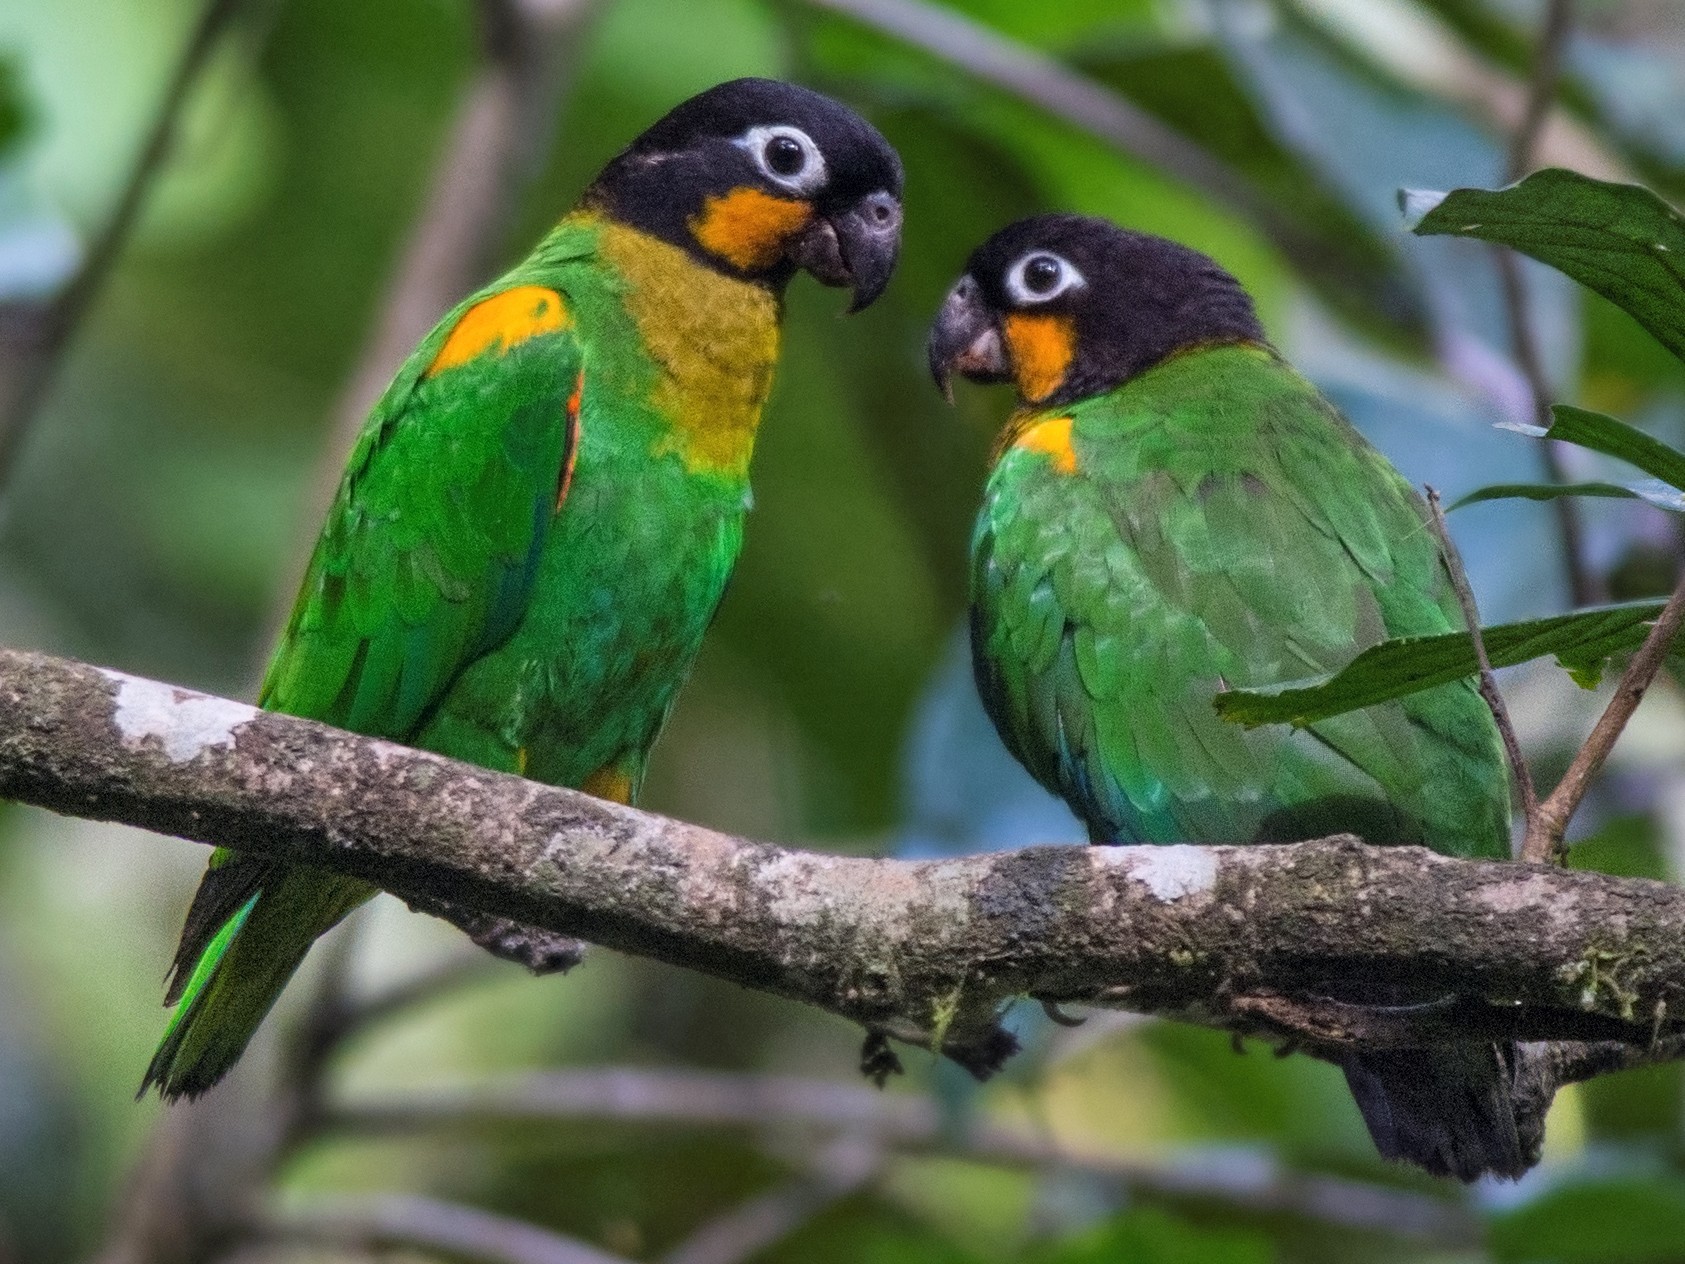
[319,0,598,436]
[325,1067,1477,1245]
[89,1088,283,1264]
[276,0,603,638]
[1496,0,1601,607]
[792,0,1295,246]
[252,1194,634,1264]
[0,0,246,499]
[659,1135,882,1264]
[1507,0,1575,180]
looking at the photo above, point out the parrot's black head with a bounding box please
[927,214,1267,407]
[587,78,904,310]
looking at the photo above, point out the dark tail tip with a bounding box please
[1342,1044,1540,1182]
[138,1028,221,1103]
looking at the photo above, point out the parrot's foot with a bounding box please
[860,1031,904,1087]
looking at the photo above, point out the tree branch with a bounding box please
[6,647,1685,1082]
[0,0,247,498]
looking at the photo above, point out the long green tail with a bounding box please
[142,870,372,1100]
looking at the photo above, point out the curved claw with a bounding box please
[1039,999,1087,1028]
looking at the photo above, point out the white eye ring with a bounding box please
[736,124,827,194]
[1005,251,1084,305]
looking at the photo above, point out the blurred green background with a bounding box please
[5,0,1685,1261]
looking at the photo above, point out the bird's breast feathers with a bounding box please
[595,218,781,481]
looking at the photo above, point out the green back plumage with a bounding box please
[971,343,1511,858]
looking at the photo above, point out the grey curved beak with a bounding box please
[791,190,903,312]
[927,276,1006,403]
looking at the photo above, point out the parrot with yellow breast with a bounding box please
[144,79,904,1100]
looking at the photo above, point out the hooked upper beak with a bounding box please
[927,276,1007,403]
[789,190,903,312]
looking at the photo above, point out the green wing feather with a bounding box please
[264,308,582,735]
[972,344,1510,859]
[144,282,584,1099]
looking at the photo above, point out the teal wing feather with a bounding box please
[971,347,1510,860]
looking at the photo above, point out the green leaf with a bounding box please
[1215,602,1669,728]
[1401,168,1685,361]
[1525,404,1685,494]
[1489,1176,1685,1263]
[1449,480,1685,512]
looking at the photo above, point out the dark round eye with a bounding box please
[1022,255,1063,295]
[765,134,807,177]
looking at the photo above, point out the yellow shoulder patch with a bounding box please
[426,285,570,378]
[1014,415,1078,475]
[689,188,812,272]
[1003,313,1076,404]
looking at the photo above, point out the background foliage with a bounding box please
[5,0,1685,1261]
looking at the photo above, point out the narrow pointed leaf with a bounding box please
[1401,169,1685,361]
[1451,476,1685,513]
[1450,481,1650,509]
[1537,404,1685,493]
[1215,602,1670,728]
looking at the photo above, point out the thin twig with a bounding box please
[1424,487,1538,851]
[252,1194,633,1264]
[0,0,246,498]
[1525,571,1685,861]
[1495,0,1600,607]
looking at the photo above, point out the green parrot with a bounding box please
[928,214,1531,1181]
[143,79,904,1100]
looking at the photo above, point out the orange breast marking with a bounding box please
[689,188,813,272]
[426,285,570,378]
[1003,313,1076,404]
[1014,415,1078,475]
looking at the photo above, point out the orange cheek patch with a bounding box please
[1015,415,1078,475]
[1003,313,1076,404]
[427,285,570,377]
[689,188,813,272]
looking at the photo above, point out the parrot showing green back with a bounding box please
[143,79,904,1100]
[928,214,1533,1181]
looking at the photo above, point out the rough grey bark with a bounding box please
[3,646,1685,1078]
